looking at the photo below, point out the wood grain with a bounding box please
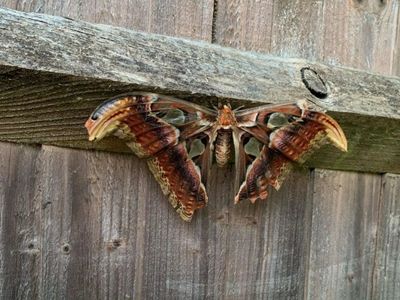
[0,8,399,174]
[0,72,398,176]
[305,170,382,300]
[372,174,400,300]
[1,0,400,299]
[0,142,311,299]
[215,2,400,300]
[0,143,41,299]
[214,1,399,76]
[0,0,214,41]
[0,7,399,119]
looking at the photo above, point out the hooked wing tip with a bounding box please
[326,128,348,152]
[320,115,348,152]
[85,119,98,142]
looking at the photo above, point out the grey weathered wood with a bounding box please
[372,174,400,300]
[0,0,214,41]
[305,170,382,300]
[38,145,147,299]
[212,3,316,299]
[0,8,400,174]
[0,141,311,299]
[215,1,399,77]
[215,4,400,299]
[0,143,41,299]
[0,7,399,119]
[1,1,400,300]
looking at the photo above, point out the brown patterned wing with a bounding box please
[85,93,216,221]
[234,101,347,203]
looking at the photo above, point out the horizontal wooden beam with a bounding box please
[0,7,399,173]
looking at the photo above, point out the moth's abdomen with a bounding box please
[215,129,232,167]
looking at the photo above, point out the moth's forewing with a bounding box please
[85,94,216,221]
[235,102,347,203]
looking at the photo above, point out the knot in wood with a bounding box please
[301,67,328,99]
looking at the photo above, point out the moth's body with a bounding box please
[85,93,347,221]
[213,105,237,167]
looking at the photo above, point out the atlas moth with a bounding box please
[85,93,347,221]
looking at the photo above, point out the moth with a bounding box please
[85,93,347,221]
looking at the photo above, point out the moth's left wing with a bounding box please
[234,100,347,203]
[85,93,216,221]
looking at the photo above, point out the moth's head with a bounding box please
[217,104,237,126]
[85,95,136,141]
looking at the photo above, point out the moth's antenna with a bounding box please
[233,105,244,112]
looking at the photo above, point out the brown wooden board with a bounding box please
[305,170,381,300]
[372,174,400,300]
[0,7,399,173]
[215,2,400,300]
[0,7,399,119]
[0,142,310,299]
[0,0,214,41]
[215,1,399,76]
[1,0,400,299]
[0,143,41,299]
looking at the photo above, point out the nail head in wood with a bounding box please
[62,243,71,254]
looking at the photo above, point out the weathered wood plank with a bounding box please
[0,142,42,299]
[0,2,400,300]
[205,169,311,299]
[211,3,314,300]
[0,141,313,299]
[305,170,381,300]
[395,16,400,76]
[0,72,397,175]
[0,8,399,173]
[38,145,146,299]
[0,7,399,119]
[372,174,400,300]
[215,1,399,76]
[0,0,214,41]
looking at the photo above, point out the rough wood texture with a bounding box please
[0,0,214,41]
[1,1,400,299]
[0,142,311,299]
[215,1,399,76]
[0,7,399,118]
[305,170,381,299]
[372,174,400,299]
[0,7,400,173]
[0,143,41,299]
[215,2,400,300]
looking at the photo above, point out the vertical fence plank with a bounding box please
[214,0,399,75]
[0,1,215,299]
[205,169,312,300]
[0,143,41,299]
[372,174,400,300]
[37,147,74,299]
[213,1,317,299]
[305,170,381,300]
[0,0,214,41]
[0,0,399,299]
[36,146,149,299]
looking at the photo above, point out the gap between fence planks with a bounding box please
[0,7,399,173]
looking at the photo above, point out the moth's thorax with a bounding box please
[217,105,237,128]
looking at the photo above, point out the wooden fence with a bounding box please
[0,1,399,299]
